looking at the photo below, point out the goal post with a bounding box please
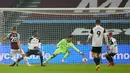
[0,8,130,64]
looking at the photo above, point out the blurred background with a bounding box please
[0,0,129,64]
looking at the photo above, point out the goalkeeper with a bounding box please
[43,36,85,65]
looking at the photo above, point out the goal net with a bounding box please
[0,8,130,64]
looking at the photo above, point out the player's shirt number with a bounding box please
[97,31,101,37]
[11,37,17,42]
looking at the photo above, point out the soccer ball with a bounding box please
[82,58,88,63]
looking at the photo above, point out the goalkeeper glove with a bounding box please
[79,51,85,56]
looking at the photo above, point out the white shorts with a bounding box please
[109,46,118,54]
[10,49,24,57]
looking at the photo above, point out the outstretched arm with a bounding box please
[2,36,7,41]
[87,29,93,43]
[2,33,10,41]
[71,43,85,56]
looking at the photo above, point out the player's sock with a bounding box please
[10,57,17,66]
[17,57,24,62]
[40,55,43,65]
[10,62,16,66]
[109,56,113,63]
[94,58,98,66]
[106,56,111,63]
[11,57,17,62]
[23,57,32,66]
[97,58,100,65]
[43,55,54,64]
[23,56,29,64]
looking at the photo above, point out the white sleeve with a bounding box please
[103,29,108,45]
[113,38,117,47]
[87,29,93,41]
[38,43,41,48]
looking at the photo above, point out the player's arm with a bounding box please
[2,36,7,41]
[16,34,23,54]
[38,38,41,48]
[56,39,65,48]
[86,29,93,43]
[113,39,117,48]
[103,29,109,49]
[2,33,10,41]
[17,39,22,52]
[70,43,85,56]
[28,37,33,50]
[28,37,32,45]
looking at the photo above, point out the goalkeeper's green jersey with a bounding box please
[57,38,80,53]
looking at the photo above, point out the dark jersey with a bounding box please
[7,32,20,49]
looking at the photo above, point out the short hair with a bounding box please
[68,35,73,38]
[12,27,16,31]
[33,30,37,34]
[96,19,100,24]
[108,32,113,36]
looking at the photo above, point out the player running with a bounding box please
[2,27,30,66]
[104,32,118,66]
[43,36,85,66]
[16,30,43,66]
[87,20,108,71]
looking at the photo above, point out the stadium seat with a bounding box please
[38,0,80,7]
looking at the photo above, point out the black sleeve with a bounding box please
[28,37,33,43]
[90,29,93,34]
[39,39,41,43]
[104,29,106,33]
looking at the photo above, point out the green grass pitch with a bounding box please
[0,64,129,73]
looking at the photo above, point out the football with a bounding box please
[82,58,88,62]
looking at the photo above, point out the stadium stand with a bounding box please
[19,0,40,8]
[0,0,23,7]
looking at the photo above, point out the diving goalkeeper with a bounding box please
[43,36,85,66]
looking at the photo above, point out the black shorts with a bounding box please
[91,47,102,53]
[108,53,116,57]
[26,50,41,55]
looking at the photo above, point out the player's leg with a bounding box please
[62,50,70,63]
[17,50,31,62]
[104,53,111,66]
[92,47,101,71]
[95,47,102,71]
[17,50,31,66]
[33,50,43,66]
[96,53,101,70]
[92,52,98,65]
[18,49,31,66]
[43,49,60,64]
[43,54,58,64]
[10,49,17,66]
[108,53,115,66]
[104,53,114,66]
[91,47,99,66]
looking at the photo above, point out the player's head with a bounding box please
[67,35,73,42]
[108,32,113,38]
[11,27,17,32]
[95,19,100,25]
[33,30,38,37]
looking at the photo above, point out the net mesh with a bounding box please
[0,8,130,64]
